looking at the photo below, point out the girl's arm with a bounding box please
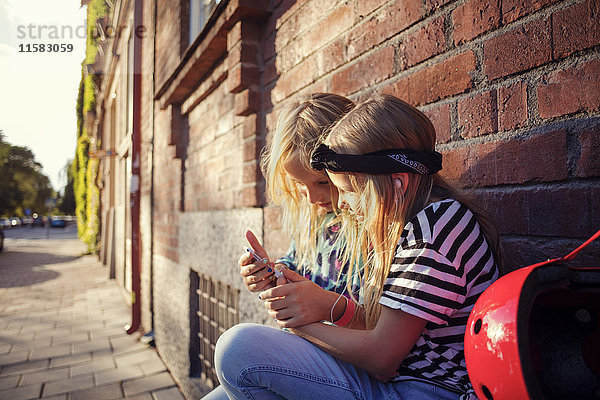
[290,305,427,380]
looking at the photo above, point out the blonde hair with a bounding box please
[261,93,355,267]
[326,94,504,328]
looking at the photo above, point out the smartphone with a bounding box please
[243,246,284,278]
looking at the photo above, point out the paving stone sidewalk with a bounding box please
[0,229,184,399]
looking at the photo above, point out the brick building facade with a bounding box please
[88,0,600,397]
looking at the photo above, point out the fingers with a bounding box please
[279,266,307,282]
[248,278,275,293]
[245,230,270,261]
[258,283,291,301]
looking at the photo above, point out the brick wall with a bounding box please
[264,0,600,270]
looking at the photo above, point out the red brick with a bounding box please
[298,4,354,58]
[575,125,600,178]
[399,16,446,68]
[228,41,259,68]
[441,130,567,186]
[315,39,345,77]
[347,1,423,60]
[227,20,261,49]
[331,45,395,95]
[502,0,558,24]
[227,64,261,93]
[263,59,278,86]
[483,18,551,81]
[242,163,259,184]
[452,0,501,44]
[234,89,262,116]
[552,0,600,59]
[239,186,261,207]
[499,81,528,131]
[425,0,453,14]
[423,103,451,144]
[391,51,476,105]
[241,114,258,138]
[537,59,600,119]
[274,1,337,51]
[272,58,317,103]
[527,185,600,237]
[356,0,388,17]
[458,89,498,138]
[473,189,529,235]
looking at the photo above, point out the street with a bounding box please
[0,225,184,399]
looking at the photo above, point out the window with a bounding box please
[189,0,221,44]
[195,272,239,387]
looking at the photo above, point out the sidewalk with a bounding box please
[0,229,184,399]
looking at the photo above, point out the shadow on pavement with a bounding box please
[0,250,84,288]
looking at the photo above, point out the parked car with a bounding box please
[0,218,11,229]
[50,216,67,228]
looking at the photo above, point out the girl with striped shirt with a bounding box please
[213,94,502,400]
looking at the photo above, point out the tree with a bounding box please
[0,130,55,217]
[57,159,76,214]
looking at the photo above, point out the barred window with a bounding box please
[195,273,240,388]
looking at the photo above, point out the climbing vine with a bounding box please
[74,0,108,254]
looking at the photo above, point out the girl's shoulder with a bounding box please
[403,198,475,246]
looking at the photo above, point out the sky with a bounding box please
[0,0,87,193]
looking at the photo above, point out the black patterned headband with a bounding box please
[310,144,442,175]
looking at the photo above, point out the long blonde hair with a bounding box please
[325,94,504,328]
[261,93,355,267]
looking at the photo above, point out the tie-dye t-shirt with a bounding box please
[276,213,361,298]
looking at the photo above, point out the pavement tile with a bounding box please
[124,393,153,400]
[53,332,89,346]
[0,382,42,400]
[94,364,145,386]
[153,387,186,400]
[48,352,92,368]
[139,357,167,376]
[1,359,48,376]
[72,338,111,354]
[69,382,123,400]
[71,357,116,376]
[0,350,30,367]
[0,343,12,355]
[90,327,128,340]
[114,350,160,368]
[42,374,95,397]
[0,374,19,390]
[41,394,67,399]
[122,372,177,397]
[19,367,69,385]
[35,328,72,339]
[29,344,71,361]
[0,330,36,344]
[110,336,148,355]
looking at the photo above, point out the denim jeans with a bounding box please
[204,323,461,400]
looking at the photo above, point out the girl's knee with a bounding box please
[214,323,273,380]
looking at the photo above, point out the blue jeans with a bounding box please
[203,323,460,400]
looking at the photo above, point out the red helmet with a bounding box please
[465,232,600,400]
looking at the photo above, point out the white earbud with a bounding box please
[393,178,403,191]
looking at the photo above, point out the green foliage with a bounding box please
[85,0,108,64]
[0,131,55,217]
[73,0,109,253]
